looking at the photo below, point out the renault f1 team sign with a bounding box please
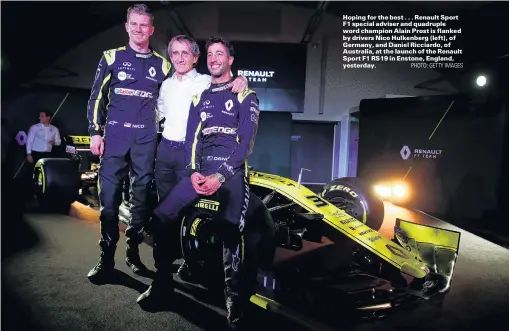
[196,40,306,112]
[400,145,443,160]
[237,70,275,83]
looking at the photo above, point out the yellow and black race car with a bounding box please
[33,135,460,329]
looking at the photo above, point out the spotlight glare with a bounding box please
[476,75,487,87]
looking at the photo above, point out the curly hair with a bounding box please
[205,36,234,56]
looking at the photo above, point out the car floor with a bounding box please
[2,199,509,331]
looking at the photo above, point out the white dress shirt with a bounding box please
[157,69,212,142]
[26,123,61,154]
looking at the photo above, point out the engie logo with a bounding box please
[202,126,237,135]
[400,145,443,160]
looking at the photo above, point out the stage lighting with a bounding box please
[374,185,392,198]
[373,181,410,203]
[476,75,487,87]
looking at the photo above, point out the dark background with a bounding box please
[248,112,293,178]
[195,40,307,112]
[357,94,508,231]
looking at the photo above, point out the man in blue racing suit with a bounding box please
[137,36,259,329]
[86,4,171,281]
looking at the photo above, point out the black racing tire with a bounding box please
[180,209,223,281]
[180,192,276,277]
[33,158,81,213]
[321,177,384,231]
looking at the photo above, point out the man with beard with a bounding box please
[155,35,248,280]
[137,36,260,330]
[86,3,171,281]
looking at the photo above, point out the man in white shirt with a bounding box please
[152,35,247,281]
[26,110,61,165]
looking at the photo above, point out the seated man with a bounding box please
[137,36,260,329]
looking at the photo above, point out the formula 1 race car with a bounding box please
[176,171,461,327]
[33,135,461,328]
[31,135,139,212]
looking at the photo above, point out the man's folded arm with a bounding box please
[54,127,61,146]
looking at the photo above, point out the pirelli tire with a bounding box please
[180,203,223,278]
[180,193,276,278]
[321,177,384,231]
[33,158,81,213]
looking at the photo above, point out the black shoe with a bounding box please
[177,262,194,281]
[87,255,115,282]
[126,245,148,275]
[137,274,176,308]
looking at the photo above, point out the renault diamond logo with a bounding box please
[400,145,411,160]
[148,67,156,77]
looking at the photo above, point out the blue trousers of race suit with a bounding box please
[154,137,188,202]
[98,134,157,252]
[153,163,250,309]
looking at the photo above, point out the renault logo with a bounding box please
[400,145,411,160]
[16,131,27,146]
[149,67,156,77]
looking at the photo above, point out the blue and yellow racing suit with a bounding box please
[86,44,171,250]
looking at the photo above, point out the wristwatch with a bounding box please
[215,173,226,184]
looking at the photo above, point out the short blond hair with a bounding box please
[126,4,154,25]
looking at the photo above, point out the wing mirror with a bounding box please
[297,168,311,188]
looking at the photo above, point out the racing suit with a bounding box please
[139,80,260,325]
[86,44,171,277]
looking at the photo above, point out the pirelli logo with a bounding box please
[70,136,90,145]
[195,199,220,211]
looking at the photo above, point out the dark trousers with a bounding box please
[98,134,157,251]
[31,151,53,164]
[153,171,250,305]
[154,138,187,201]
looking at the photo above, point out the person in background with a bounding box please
[154,34,248,280]
[26,110,61,165]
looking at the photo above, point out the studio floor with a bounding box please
[2,199,509,331]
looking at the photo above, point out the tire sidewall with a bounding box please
[33,158,80,213]
[321,177,384,231]
[180,192,277,273]
[180,205,223,274]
